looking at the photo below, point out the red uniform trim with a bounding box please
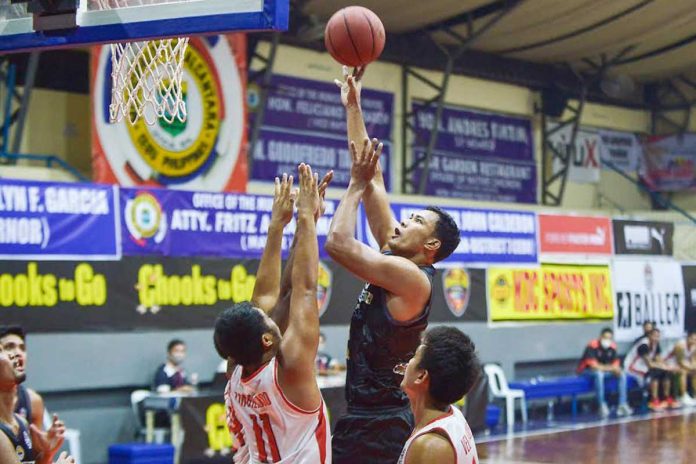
[314,403,328,464]
[273,360,321,415]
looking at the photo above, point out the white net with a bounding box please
[95,0,189,125]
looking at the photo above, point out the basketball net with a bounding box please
[95,0,188,125]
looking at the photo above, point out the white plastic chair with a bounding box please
[43,409,81,464]
[484,364,528,427]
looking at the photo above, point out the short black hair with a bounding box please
[418,326,480,405]
[167,339,185,352]
[425,206,460,262]
[643,320,654,328]
[600,327,613,336]
[0,326,25,341]
[214,302,269,366]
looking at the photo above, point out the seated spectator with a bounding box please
[632,320,655,346]
[624,328,680,411]
[315,332,344,375]
[664,330,696,406]
[0,326,44,429]
[577,328,633,417]
[153,339,195,394]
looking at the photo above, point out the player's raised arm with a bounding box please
[336,66,398,250]
[325,139,431,322]
[277,164,322,411]
[251,174,295,315]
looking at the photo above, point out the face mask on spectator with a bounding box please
[600,339,612,349]
[170,353,185,365]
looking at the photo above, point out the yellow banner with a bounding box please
[488,264,613,321]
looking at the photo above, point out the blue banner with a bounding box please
[250,74,394,190]
[121,187,340,259]
[361,202,538,264]
[411,102,536,203]
[0,179,120,260]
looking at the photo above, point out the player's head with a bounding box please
[0,336,23,390]
[643,320,654,335]
[167,339,187,366]
[388,206,460,264]
[687,330,696,346]
[213,302,281,367]
[0,325,27,382]
[648,327,661,344]
[401,326,480,407]
[600,327,614,345]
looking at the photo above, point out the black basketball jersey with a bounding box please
[14,385,32,423]
[0,414,37,464]
[345,262,435,410]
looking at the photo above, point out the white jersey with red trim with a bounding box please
[624,336,659,377]
[665,341,696,367]
[398,406,478,464]
[225,357,331,464]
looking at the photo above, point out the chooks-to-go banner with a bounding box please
[0,179,120,260]
[613,259,685,342]
[120,186,338,259]
[487,264,614,322]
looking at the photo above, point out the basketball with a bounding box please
[324,6,386,67]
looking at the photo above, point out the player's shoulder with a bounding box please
[405,431,455,464]
[27,387,43,403]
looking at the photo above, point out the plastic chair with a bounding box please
[43,409,81,464]
[130,389,168,443]
[484,364,527,427]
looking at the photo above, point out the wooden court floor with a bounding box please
[478,411,696,463]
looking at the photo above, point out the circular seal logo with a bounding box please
[16,445,25,460]
[124,191,168,246]
[94,36,245,190]
[491,273,511,303]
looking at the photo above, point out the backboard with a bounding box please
[0,0,288,54]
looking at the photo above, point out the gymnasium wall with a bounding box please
[4,43,695,462]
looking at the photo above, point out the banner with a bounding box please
[92,35,248,191]
[613,259,684,341]
[249,74,393,189]
[121,187,337,259]
[488,264,613,322]
[0,257,338,332]
[411,102,535,203]
[548,122,602,183]
[599,129,641,173]
[0,179,120,260]
[538,214,612,256]
[682,266,696,333]
[362,203,537,264]
[642,133,696,191]
[612,219,673,256]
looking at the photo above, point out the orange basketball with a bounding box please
[324,6,386,67]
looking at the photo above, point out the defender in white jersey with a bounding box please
[215,164,332,463]
[664,331,696,405]
[397,327,480,464]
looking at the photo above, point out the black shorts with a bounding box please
[332,406,414,464]
[646,368,669,383]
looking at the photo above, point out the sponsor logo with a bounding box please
[317,261,332,318]
[124,192,168,246]
[490,273,511,303]
[443,268,470,317]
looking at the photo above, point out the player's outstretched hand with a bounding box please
[296,164,320,217]
[271,173,296,227]
[315,170,334,222]
[334,65,364,109]
[30,414,65,461]
[350,137,383,188]
[53,451,76,464]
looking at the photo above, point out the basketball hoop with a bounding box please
[95,0,188,125]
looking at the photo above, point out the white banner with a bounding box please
[548,122,602,184]
[613,259,685,342]
[599,129,641,173]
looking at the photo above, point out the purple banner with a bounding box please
[121,187,338,259]
[250,74,394,189]
[411,102,536,203]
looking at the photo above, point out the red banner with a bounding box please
[539,214,612,255]
[91,34,248,192]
